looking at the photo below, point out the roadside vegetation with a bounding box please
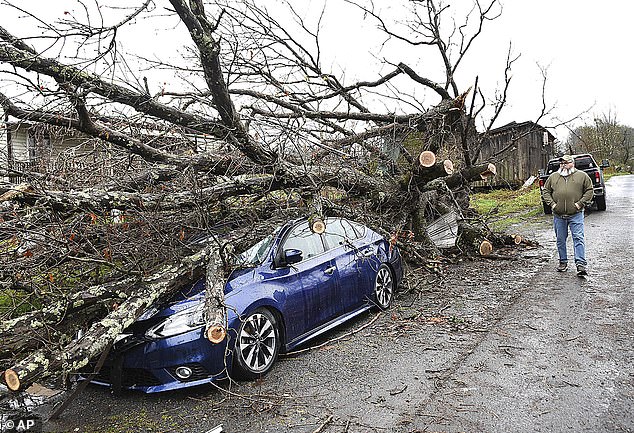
[471,185,543,230]
[471,167,629,231]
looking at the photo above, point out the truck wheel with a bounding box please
[595,195,606,211]
[543,202,552,215]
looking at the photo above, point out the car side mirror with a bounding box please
[283,248,303,266]
[600,159,610,169]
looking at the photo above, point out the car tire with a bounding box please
[543,202,552,215]
[233,308,280,380]
[595,195,606,211]
[374,264,395,310]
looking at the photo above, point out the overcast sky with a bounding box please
[312,0,634,142]
[2,0,633,143]
[471,0,634,140]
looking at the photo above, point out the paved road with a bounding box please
[401,174,634,432]
[49,176,634,433]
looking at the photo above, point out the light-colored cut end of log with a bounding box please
[443,159,454,175]
[4,368,20,391]
[513,234,522,245]
[0,183,35,202]
[479,163,497,180]
[206,325,227,343]
[479,240,493,256]
[419,150,436,168]
[311,218,326,234]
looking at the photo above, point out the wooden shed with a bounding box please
[476,121,556,188]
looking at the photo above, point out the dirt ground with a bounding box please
[46,175,634,433]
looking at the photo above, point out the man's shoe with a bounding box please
[576,265,588,276]
[557,262,568,272]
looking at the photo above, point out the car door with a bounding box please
[278,221,342,336]
[323,218,375,313]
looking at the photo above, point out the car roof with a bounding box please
[547,153,595,164]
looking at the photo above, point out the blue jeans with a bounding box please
[553,212,587,266]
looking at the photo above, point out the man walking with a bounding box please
[542,154,594,276]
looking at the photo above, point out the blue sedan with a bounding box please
[89,217,403,393]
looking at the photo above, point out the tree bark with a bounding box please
[2,247,210,391]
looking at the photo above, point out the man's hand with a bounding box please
[575,202,582,210]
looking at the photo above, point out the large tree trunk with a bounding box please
[3,247,210,391]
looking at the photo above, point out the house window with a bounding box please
[26,129,51,162]
[27,129,37,161]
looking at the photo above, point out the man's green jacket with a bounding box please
[542,170,594,216]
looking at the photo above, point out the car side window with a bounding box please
[323,218,362,250]
[282,222,325,261]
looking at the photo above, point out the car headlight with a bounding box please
[145,303,205,339]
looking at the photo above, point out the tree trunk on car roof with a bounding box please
[204,245,229,343]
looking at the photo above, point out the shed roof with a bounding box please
[487,121,555,141]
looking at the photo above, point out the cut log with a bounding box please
[479,240,493,256]
[204,246,228,342]
[311,219,326,234]
[417,159,455,183]
[423,162,497,191]
[419,150,436,167]
[479,163,497,180]
[0,183,34,202]
[443,159,454,175]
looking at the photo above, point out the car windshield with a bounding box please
[573,156,596,170]
[546,156,597,175]
[235,228,279,267]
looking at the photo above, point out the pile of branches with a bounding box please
[0,0,520,404]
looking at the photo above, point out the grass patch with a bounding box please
[0,290,40,317]
[471,185,542,218]
[470,185,547,231]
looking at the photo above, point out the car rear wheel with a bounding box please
[233,309,280,380]
[595,195,606,211]
[374,264,394,309]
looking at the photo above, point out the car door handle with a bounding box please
[324,266,336,275]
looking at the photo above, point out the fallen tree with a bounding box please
[0,0,535,407]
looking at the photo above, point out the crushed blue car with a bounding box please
[88,217,403,393]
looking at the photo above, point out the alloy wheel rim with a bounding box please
[239,313,276,372]
[375,267,393,307]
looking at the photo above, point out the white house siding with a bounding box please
[10,126,30,161]
[1,123,7,182]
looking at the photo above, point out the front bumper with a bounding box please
[88,328,232,393]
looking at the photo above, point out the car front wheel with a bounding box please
[374,264,394,309]
[233,309,280,380]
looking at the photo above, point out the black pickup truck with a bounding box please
[538,153,609,214]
